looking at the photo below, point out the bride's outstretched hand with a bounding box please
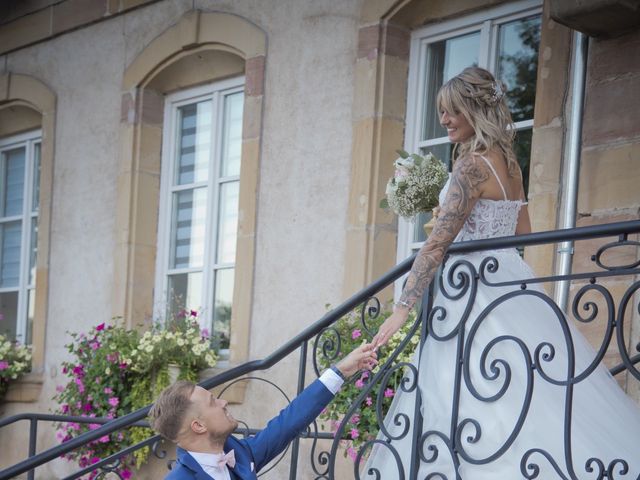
[372,308,409,350]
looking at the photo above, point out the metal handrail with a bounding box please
[2,219,639,480]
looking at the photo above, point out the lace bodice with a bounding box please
[438,175,525,243]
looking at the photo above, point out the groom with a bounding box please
[149,343,377,479]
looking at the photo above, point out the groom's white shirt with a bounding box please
[186,369,344,479]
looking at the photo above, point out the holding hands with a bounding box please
[371,307,410,350]
[334,342,378,378]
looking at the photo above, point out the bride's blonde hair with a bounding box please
[437,66,518,177]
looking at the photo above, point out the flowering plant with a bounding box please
[53,323,139,478]
[0,334,32,398]
[316,305,419,462]
[54,313,218,475]
[380,149,448,219]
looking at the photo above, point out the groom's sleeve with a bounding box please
[242,370,344,472]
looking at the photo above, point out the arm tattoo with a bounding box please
[399,156,490,308]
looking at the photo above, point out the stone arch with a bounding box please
[113,10,266,368]
[0,73,56,401]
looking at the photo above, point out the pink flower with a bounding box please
[355,378,365,389]
[108,397,119,407]
[384,388,395,398]
[96,323,105,331]
[351,329,362,340]
[365,396,373,406]
[350,414,360,424]
[56,385,65,393]
[190,310,198,317]
[74,378,85,393]
[104,387,113,394]
[83,403,93,412]
[89,341,100,351]
[89,423,101,430]
[0,360,8,370]
[201,328,210,338]
[350,428,359,439]
[98,435,110,443]
[106,353,118,363]
[121,469,132,479]
[118,362,128,370]
[90,457,100,464]
[61,404,70,414]
[72,365,84,377]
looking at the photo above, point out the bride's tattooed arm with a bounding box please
[398,155,490,308]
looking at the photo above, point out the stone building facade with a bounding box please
[0,0,638,478]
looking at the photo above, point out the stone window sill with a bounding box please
[199,362,247,405]
[4,371,44,403]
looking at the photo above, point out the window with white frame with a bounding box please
[397,0,542,273]
[0,131,41,344]
[155,78,244,356]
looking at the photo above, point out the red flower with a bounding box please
[96,323,105,331]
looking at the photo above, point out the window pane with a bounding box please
[0,291,18,340]
[422,32,480,141]
[212,268,233,351]
[497,16,541,122]
[220,92,244,178]
[514,128,533,197]
[0,221,21,287]
[170,188,207,269]
[2,148,25,217]
[29,217,38,285]
[217,181,239,264]
[175,101,212,185]
[32,143,41,213]
[167,272,203,319]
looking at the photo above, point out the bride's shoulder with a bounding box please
[451,153,492,186]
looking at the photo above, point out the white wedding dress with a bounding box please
[363,157,640,479]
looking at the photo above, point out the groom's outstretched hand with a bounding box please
[335,343,378,378]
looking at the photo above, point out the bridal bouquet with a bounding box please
[380,150,448,219]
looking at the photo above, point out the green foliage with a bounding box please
[53,313,218,476]
[0,334,32,398]
[316,304,419,462]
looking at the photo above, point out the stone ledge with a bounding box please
[199,364,248,405]
[3,371,44,403]
[549,0,640,38]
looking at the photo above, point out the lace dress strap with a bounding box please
[478,155,507,200]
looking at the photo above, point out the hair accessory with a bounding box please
[488,81,505,105]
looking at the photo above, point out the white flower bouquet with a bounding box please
[380,150,448,219]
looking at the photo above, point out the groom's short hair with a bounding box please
[149,380,196,441]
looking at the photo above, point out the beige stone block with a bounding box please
[115,170,135,243]
[0,7,51,55]
[138,123,162,175]
[528,192,559,234]
[238,139,259,237]
[133,171,160,247]
[0,104,42,138]
[241,95,263,141]
[343,228,370,295]
[52,0,106,36]
[360,0,396,24]
[391,0,502,29]
[31,267,49,367]
[358,24,380,60]
[121,0,157,9]
[106,0,120,15]
[382,23,410,59]
[533,7,572,127]
[523,243,555,279]
[146,48,245,94]
[178,9,199,49]
[529,125,563,196]
[578,143,640,213]
[111,241,130,320]
[129,244,158,324]
[375,117,405,200]
[198,12,266,59]
[245,56,265,97]
[347,118,375,227]
[380,54,409,121]
[7,74,56,113]
[4,372,44,403]
[353,58,378,120]
[229,236,254,364]
[589,29,640,84]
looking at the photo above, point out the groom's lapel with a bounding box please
[175,447,217,480]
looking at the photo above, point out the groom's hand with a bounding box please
[335,343,378,378]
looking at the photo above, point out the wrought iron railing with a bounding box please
[1,220,639,479]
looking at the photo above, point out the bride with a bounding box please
[367,66,640,479]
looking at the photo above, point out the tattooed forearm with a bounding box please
[399,156,490,308]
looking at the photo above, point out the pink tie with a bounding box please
[217,449,236,469]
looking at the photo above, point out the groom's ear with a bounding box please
[190,418,207,434]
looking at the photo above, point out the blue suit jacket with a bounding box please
[165,378,334,479]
